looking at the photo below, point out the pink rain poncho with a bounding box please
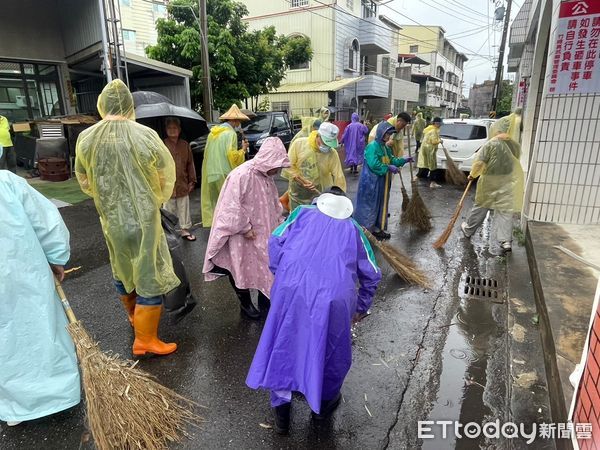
[203,137,291,296]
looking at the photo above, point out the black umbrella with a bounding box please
[135,102,210,141]
[132,90,173,107]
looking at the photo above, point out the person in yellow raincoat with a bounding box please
[461,114,525,253]
[368,112,411,158]
[412,112,427,154]
[201,104,249,227]
[416,117,443,188]
[290,117,321,147]
[283,122,346,210]
[75,79,180,357]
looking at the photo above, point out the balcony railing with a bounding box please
[359,17,391,55]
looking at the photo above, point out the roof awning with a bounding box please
[398,54,430,65]
[273,77,364,93]
[411,73,443,82]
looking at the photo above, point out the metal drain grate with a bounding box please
[463,276,502,302]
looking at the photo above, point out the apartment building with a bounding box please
[398,25,468,118]
[118,0,168,56]
[468,79,495,118]
[238,0,419,120]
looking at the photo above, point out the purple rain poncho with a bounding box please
[342,113,369,167]
[246,202,381,413]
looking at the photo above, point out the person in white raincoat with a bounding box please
[0,171,80,426]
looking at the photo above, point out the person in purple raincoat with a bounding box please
[246,188,382,434]
[341,113,369,174]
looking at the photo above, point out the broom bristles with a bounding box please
[432,180,473,249]
[402,181,432,232]
[442,147,467,186]
[67,321,202,450]
[363,228,430,288]
[401,187,410,212]
[432,203,463,249]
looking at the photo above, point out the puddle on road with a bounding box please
[423,227,507,449]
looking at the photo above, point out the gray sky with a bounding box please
[380,0,520,96]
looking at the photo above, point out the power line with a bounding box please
[413,0,490,26]
[310,0,494,61]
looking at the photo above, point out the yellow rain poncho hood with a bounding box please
[75,79,179,298]
[290,116,318,146]
[469,119,525,212]
[284,131,346,209]
[200,122,245,227]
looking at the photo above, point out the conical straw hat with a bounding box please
[219,104,250,121]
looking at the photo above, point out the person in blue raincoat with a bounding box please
[246,189,381,435]
[0,171,80,427]
[354,121,413,240]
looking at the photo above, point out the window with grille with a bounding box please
[381,57,390,77]
[409,45,419,53]
[291,0,309,7]
[122,29,136,41]
[272,102,290,113]
[347,39,360,71]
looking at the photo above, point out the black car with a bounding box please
[242,112,294,157]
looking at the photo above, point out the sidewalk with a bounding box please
[526,222,600,437]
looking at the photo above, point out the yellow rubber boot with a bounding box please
[132,305,177,357]
[119,292,137,326]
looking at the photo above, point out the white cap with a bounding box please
[316,193,353,219]
[318,122,339,148]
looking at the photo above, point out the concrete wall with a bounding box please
[0,0,65,62]
[120,0,167,57]
[398,25,441,54]
[522,0,600,224]
[60,0,102,58]
[334,7,360,78]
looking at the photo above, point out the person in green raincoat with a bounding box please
[412,112,427,154]
[75,79,180,358]
[461,115,525,253]
[416,117,443,188]
[201,104,249,227]
[368,112,411,158]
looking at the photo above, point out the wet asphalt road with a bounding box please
[1,170,516,449]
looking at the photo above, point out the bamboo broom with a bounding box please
[440,144,467,186]
[54,278,202,450]
[432,180,473,249]
[397,171,410,212]
[401,128,432,232]
[362,227,430,288]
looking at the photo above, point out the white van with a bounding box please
[435,118,496,173]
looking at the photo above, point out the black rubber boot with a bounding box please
[312,392,342,420]
[273,402,291,435]
[236,291,260,320]
[258,293,270,319]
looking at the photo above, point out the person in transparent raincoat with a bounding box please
[75,79,180,357]
[461,114,525,253]
[282,122,346,210]
[0,171,80,427]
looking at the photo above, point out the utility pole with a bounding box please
[490,0,513,113]
[199,0,213,121]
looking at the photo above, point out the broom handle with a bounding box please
[54,276,78,324]
[456,179,474,212]
[397,170,406,189]
[406,126,415,178]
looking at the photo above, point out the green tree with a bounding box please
[146,0,312,114]
[497,80,514,115]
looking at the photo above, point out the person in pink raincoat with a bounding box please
[203,137,291,320]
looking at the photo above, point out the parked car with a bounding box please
[242,112,294,157]
[436,118,496,173]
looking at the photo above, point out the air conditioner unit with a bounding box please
[15,95,35,107]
